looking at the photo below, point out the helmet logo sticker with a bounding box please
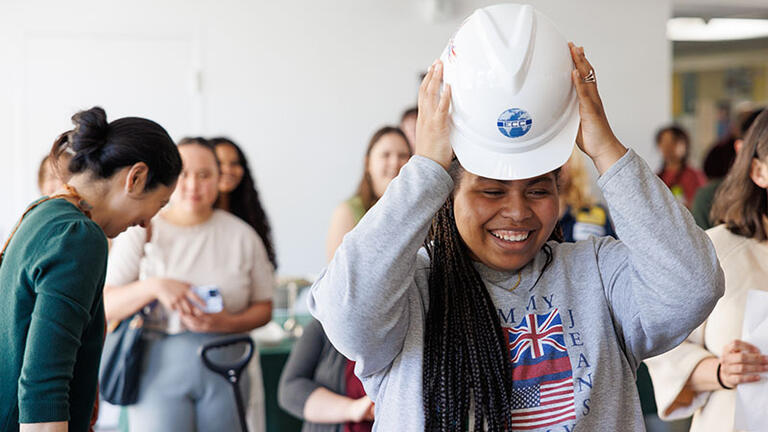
[497,108,532,138]
[448,38,457,62]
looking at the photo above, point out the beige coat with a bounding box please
[645,225,768,432]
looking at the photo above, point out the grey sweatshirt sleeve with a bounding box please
[277,319,331,419]
[594,149,725,366]
[308,156,454,377]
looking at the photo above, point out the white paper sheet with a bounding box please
[734,290,768,431]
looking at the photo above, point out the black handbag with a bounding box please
[99,311,146,405]
[99,223,153,406]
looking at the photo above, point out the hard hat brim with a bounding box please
[451,97,580,181]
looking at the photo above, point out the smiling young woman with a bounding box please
[103,137,274,432]
[308,5,724,431]
[453,173,561,272]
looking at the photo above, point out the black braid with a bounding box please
[422,168,564,431]
[530,223,563,292]
[423,197,514,431]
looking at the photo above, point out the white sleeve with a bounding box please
[106,225,146,286]
[644,321,715,419]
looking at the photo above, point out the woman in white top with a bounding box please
[103,137,274,432]
[645,109,768,431]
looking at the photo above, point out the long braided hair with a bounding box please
[423,162,562,431]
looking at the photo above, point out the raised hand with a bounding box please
[415,59,453,171]
[569,42,627,174]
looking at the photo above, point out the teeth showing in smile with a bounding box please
[491,230,530,242]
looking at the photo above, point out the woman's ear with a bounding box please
[124,162,149,197]
[750,158,768,189]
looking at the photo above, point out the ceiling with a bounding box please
[673,0,768,19]
[671,0,768,53]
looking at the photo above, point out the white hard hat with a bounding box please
[440,3,579,180]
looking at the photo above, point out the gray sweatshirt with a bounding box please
[309,150,724,431]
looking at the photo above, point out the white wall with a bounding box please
[0,0,671,277]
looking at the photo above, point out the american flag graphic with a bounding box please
[505,308,576,430]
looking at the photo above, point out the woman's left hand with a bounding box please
[180,311,233,333]
[569,42,627,174]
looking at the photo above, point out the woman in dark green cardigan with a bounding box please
[0,107,182,432]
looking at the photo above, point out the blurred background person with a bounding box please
[691,137,737,229]
[656,125,706,208]
[103,137,274,432]
[645,109,768,432]
[690,108,764,230]
[212,136,278,270]
[558,148,616,242]
[325,126,411,260]
[278,319,375,432]
[399,106,417,151]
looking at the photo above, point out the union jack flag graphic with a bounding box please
[505,308,576,430]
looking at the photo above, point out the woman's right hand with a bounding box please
[415,59,453,171]
[347,395,375,423]
[148,278,203,316]
[719,339,768,388]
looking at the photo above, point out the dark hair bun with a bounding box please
[49,106,182,190]
[71,106,109,160]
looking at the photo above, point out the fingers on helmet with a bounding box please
[420,63,435,94]
[569,45,592,79]
[426,61,443,101]
[419,62,438,109]
[572,69,587,96]
[438,84,452,116]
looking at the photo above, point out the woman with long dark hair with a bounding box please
[308,14,723,431]
[212,137,277,269]
[646,109,768,432]
[0,107,181,432]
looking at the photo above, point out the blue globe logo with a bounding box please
[497,108,532,138]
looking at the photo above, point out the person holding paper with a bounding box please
[103,137,274,432]
[645,108,768,431]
